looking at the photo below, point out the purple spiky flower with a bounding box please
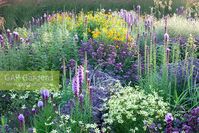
[78,65,84,93]
[72,75,80,97]
[0,34,5,48]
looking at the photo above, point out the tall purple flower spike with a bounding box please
[0,35,5,48]
[72,75,80,97]
[78,65,84,93]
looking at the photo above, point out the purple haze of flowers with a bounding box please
[72,75,80,97]
[69,59,76,69]
[40,89,50,100]
[37,101,44,108]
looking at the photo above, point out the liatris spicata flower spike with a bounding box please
[37,101,44,108]
[165,113,174,133]
[13,31,19,41]
[164,33,169,42]
[78,65,84,93]
[72,75,80,97]
[0,34,5,48]
[40,89,50,100]
[18,114,25,131]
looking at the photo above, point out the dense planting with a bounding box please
[0,2,199,133]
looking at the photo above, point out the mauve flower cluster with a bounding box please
[164,107,199,133]
[119,9,138,27]
[0,29,31,49]
[79,39,139,83]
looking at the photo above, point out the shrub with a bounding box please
[103,85,169,132]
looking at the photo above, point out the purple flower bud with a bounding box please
[164,33,169,42]
[13,31,19,41]
[40,89,50,100]
[72,75,80,97]
[32,108,36,114]
[165,113,174,123]
[37,101,44,108]
[18,114,25,122]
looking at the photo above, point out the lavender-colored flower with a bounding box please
[72,75,80,97]
[0,34,5,48]
[18,114,25,122]
[165,113,174,133]
[68,59,76,69]
[78,65,84,85]
[32,108,36,114]
[37,101,44,108]
[165,113,174,123]
[40,89,50,100]
[115,63,123,71]
[164,33,169,42]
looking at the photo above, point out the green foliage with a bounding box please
[156,15,199,39]
[53,115,100,133]
[34,103,57,133]
[103,84,169,133]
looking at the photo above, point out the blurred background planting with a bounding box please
[1,0,198,29]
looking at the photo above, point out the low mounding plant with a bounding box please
[103,84,169,133]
